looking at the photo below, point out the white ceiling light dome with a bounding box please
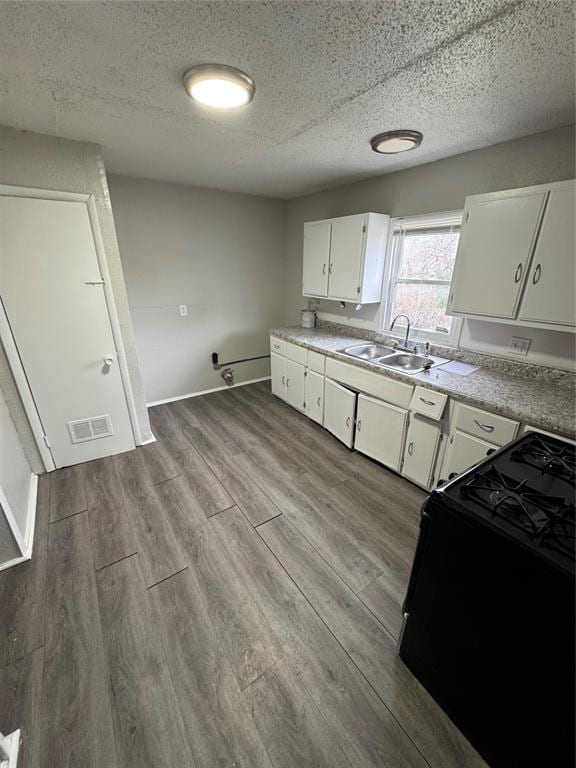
[183,64,255,109]
[370,130,423,154]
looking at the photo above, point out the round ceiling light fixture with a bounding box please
[370,129,423,154]
[183,64,255,109]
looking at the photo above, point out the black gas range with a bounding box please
[399,431,575,768]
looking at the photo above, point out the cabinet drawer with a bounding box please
[270,336,286,356]
[286,341,308,366]
[409,386,447,421]
[453,403,518,447]
[307,350,326,374]
[326,357,413,409]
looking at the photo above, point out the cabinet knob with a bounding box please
[532,263,542,285]
[357,419,362,432]
[317,396,321,407]
[345,416,351,428]
[514,262,523,283]
[322,263,326,275]
[408,441,414,456]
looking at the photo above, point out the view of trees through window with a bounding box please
[390,231,460,335]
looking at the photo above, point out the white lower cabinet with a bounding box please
[354,393,408,472]
[306,370,325,425]
[285,359,306,411]
[441,429,497,481]
[402,415,442,489]
[270,352,286,400]
[324,378,356,448]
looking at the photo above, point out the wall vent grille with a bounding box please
[68,415,113,444]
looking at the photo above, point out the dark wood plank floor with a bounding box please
[0,381,487,768]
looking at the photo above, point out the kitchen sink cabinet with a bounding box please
[447,179,576,331]
[354,393,408,472]
[402,415,442,489]
[324,378,356,448]
[302,212,389,304]
[439,429,497,483]
[306,369,325,425]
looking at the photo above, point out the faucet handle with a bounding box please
[424,341,430,357]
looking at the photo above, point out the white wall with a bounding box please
[0,387,33,558]
[284,125,576,370]
[108,174,286,403]
[0,125,153,469]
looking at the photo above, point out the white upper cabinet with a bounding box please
[518,181,576,327]
[302,213,389,303]
[448,189,547,319]
[447,180,575,330]
[302,220,331,297]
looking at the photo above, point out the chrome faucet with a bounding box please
[390,314,417,353]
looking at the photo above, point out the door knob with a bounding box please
[103,355,114,367]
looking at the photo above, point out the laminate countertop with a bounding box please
[270,326,576,440]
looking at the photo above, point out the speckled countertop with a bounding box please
[270,325,576,439]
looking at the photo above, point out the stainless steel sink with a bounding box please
[340,344,448,375]
[342,343,395,360]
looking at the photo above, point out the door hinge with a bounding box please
[43,434,51,449]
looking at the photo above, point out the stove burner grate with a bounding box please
[511,435,575,483]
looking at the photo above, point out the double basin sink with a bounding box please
[340,343,447,375]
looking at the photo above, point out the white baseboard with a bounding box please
[0,728,20,767]
[23,473,38,558]
[147,376,271,408]
[0,555,28,573]
[139,433,157,446]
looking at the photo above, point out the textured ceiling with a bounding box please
[0,0,574,198]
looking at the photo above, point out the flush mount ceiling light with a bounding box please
[370,129,423,154]
[183,64,255,109]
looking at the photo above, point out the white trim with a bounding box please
[23,473,38,557]
[0,472,37,567]
[0,482,26,557]
[147,376,271,408]
[139,433,157,445]
[85,196,142,446]
[0,728,20,768]
[0,555,29,573]
[0,297,56,472]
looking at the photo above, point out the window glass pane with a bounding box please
[397,232,459,280]
[391,283,453,335]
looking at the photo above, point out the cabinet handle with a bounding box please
[286,378,290,388]
[322,263,326,275]
[317,396,321,407]
[532,263,542,285]
[281,375,285,385]
[346,416,351,428]
[474,419,495,433]
[329,262,333,274]
[514,262,523,283]
[357,419,362,432]
[419,396,435,406]
[408,441,414,456]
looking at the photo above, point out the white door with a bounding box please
[306,370,324,425]
[328,215,365,301]
[441,430,496,481]
[402,415,441,489]
[519,182,576,327]
[303,221,331,297]
[354,393,408,472]
[324,378,356,448]
[285,359,306,412]
[449,191,547,318]
[0,195,135,468]
[270,352,287,400]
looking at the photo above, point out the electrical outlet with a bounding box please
[509,336,531,356]
[179,304,188,317]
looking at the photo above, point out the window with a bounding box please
[383,211,463,346]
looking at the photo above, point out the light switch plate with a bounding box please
[509,336,531,356]
[179,304,188,317]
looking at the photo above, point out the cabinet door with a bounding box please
[354,394,408,472]
[402,415,441,489]
[441,429,496,481]
[519,183,576,327]
[448,191,547,318]
[324,378,356,448]
[303,221,331,297]
[328,214,365,301]
[285,359,306,412]
[270,352,286,400]
[306,370,324,425]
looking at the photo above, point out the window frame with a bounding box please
[381,211,464,347]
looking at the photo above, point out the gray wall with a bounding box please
[0,126,153,472]
[284,125,576,369]
[108,174,286,404]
